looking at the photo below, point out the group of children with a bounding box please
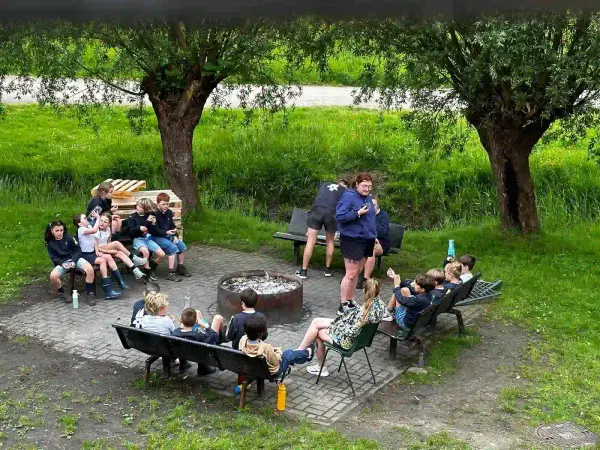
[132,284,317,381]
[45,181,191,306]
[383,254,476,330]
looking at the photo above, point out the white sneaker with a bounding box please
[306,364,329,377]
[133,267,145,280]
[132,255,148,267]
[382,309,394,321]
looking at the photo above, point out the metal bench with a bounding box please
[113,324,282,408]
[273,207,404,270]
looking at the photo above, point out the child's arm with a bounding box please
[68,235,83,263]
[393,290,421,308]
[81,214,100,235]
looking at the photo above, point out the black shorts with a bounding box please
[339,236,376,261]
[81,252,98,265]
[306,206,337,233]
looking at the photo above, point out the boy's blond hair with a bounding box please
[136,198,157,214]
[445,261,462,279]
[145,292,169,315]
[426,268,445,285]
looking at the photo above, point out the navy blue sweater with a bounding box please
[46,234,82,266]
[393,288,433,328]
[154,209,176,237]
[335,189,377,240]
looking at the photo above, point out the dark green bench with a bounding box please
[273,207,404,270]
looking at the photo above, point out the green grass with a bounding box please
[59,413,78,435]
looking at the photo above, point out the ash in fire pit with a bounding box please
[220,272,300,295]
[217,270,304,324]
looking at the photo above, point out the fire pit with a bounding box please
[217,270,304,324]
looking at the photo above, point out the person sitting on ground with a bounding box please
[95,212,147,282]
[131,282,160,328]
[358,197,391,289]
[73,212,121,300]
[382,270,435,329]
[226,288,268,350]
[427,268,448,303]
[153,192,190,282]
[45,220,96,305]
[443,261,463,291]
[294,278,386,377]
[172,308,225,376]
[140,292,175,335]
[87,181,123,239]
[295,178,349,279]
[458,254,476,282]
[126,198,165,281]
[239,315,317,380]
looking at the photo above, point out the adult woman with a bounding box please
[335,173,377,315]
[359,197,391,288]
[296,279,385,376]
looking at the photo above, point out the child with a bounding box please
[140,292,175,335]
[126,198,165,281]
[443,261,463,290]
[73,213,121,300]
[131,282,160,328]
[427,268,448,303]
[45,220,96,305]
[154,192,190,282]
[172,308,225,375]
[95,212,147,284]
[239,315,316,380]
[87,181,122,239]
[226,288,268,350]
[458,254,476,282]
[384,269,434,329]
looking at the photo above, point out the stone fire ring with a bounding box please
[217,270,303,323]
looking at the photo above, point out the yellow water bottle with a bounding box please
[276,383,286,412]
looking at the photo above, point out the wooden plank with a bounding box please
[126,180,146,192]
[119,180,139,192]
[112,179,130,191]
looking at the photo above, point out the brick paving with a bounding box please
[2,246,484,424]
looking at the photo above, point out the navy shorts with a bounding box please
[339,236,375,261]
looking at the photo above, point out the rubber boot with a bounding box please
[101,277,121,300]
[113,269,128,290]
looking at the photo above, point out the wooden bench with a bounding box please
[65,258,128,294]
[377,274,482,364]
[113,324,283,408]
[91,178,147,198]
[273,207,404,270]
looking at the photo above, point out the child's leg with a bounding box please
[113,217,122,232]
[315,329,333,367]
[388,293,397,310]
[395,305,408,328]
[110,241,130,256]
[211,314,223,333]
[50,267,63,290]
[101,254,119,271]
[176,240,187,265]
[298,318,333,350]
[114,250,134,268]
[95,257,109,278]
[281,348,311,369]
[167,254,176,271]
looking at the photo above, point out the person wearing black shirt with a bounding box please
[87,181,123,239]
[295,179,349,279]
[385,270,434,329]
[443,261,463,291]
[359,198,391,288]
[226,288,268,350]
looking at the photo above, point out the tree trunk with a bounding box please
[475,120,550,233]
[146,89,209,213]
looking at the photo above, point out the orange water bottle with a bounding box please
[276,383,286,412]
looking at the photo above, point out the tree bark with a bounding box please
[474,120,550,233]
[145,82,211,213]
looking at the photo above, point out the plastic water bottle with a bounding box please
[448,239,455,257]
[276,383,287,412]
[72,290,79,309]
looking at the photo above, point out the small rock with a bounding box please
[406,367,428,375]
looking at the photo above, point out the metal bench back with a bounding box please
[449,273,480,308]
[287,208,326,236]
[432,287,460,316]
[169,336,222,369]
[114,325,173,358]
[388,223,405,250]
[214,346,272,379]
[406,304,438,339]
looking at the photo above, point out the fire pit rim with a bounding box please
[217,269,302,294]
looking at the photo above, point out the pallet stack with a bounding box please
[90,180,184,239]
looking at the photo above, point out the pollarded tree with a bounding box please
[30,20,299,211]
[352,13,600,233]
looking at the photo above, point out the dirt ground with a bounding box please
[0,284,542,449]
[339,319,541,449]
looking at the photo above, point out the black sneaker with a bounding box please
[356,276,366,290]
[59,292,70,304]
[149,270,158,281]
[324,267,332,277]
[166,271,182,282]
[179,361,192,373]
[307,341,317,361]
[85,292,97,306]
[337,303,347,316]
[347,300,358,309]
[295,268,307,279]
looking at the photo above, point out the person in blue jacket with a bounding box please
[335,173,377,316]
[358,197,391,288]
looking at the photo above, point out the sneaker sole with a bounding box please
[307,369,329,377]
[324,273,332,277]
[295,273,307,279]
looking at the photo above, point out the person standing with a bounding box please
[335,173,377,315]
[295,179,348,279]
[358,197,390,289]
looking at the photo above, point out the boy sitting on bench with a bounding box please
[458,254,476,282]
[382,269,435,329]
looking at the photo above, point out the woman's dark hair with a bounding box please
[244,315,267,341]
[352,172,373,188]
[44,220,67,243]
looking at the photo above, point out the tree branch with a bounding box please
[73,60,144,97]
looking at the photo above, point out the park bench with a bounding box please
[112,324,284,408]
[377,274,501,365]
[273,207,404,270]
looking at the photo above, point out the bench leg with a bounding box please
[162,357,172,378]
[145,356,159,384]
[316,349,329,386]
[388,338,397,361]
[68,270,77,294]
[450,308,466,337]
[239,381,248,409]
[293,242,303,266]
[416,338,426,368]
[341,357,356,397]
[364,348,376,384]
[257,379,265,398]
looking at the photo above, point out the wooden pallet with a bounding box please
[91,179,147,198]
